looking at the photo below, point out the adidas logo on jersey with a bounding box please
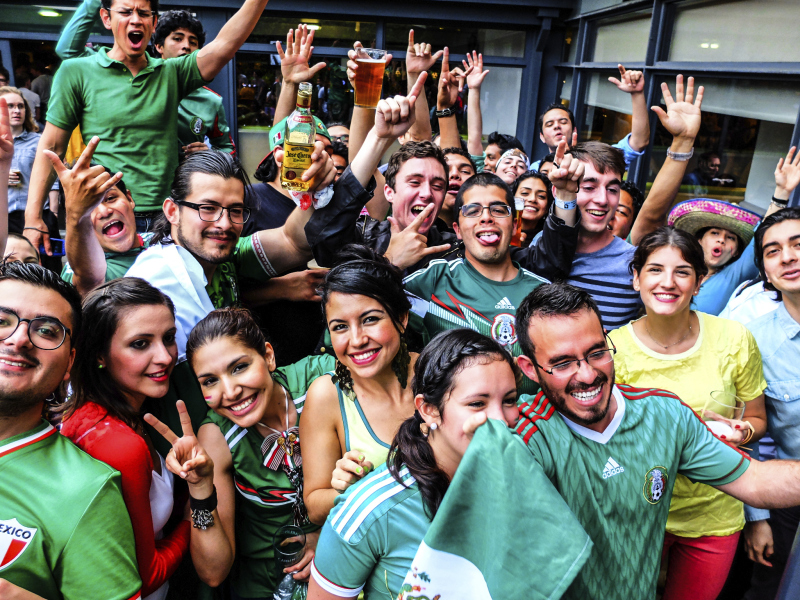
[495,297,515,310]
[602,457,624,479]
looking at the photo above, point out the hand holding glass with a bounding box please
[354,48,386,108]
[702,391,745,440]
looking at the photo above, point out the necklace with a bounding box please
[644,317,693,350]
[258,385,290,434]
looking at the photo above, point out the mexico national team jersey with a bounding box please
[311,464,430,599]
[202,354,334,597]
[0,421,141,600]
[515,385,750,600]
[403,258,547,394]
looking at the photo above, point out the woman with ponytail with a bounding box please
[308,329,520,600]
[301,245,418,525]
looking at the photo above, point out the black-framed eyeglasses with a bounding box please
[330,135,349,144]
[0,308,71,350]
[106,7,155,19]
[175,200,251,224]
[460,203,513,219]
[532,335,617,379]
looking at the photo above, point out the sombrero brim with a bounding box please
[668,199,761,245]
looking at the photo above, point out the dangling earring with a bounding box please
[420,422,430,437]
[392,332,410,389]
[333,360,354,395]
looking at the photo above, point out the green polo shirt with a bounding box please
[47,48,207,213]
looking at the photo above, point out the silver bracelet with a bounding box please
[666,148,694,161]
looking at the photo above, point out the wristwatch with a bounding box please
[190,486,217,530]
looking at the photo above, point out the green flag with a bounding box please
[399,419,592,600]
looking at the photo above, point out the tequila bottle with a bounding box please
[281,82,315,193]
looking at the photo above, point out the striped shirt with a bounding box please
[566,236,641,330]
[312,464,430,598]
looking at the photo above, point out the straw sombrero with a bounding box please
[668,199,761,245]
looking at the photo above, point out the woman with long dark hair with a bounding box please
[61,278,188,600]
[145,307,334,597]
[513,170,553,246]
[609,227,767,600]
[307,329,520,599]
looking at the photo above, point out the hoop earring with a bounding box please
[333,359,354,395]
[392,333,410,389]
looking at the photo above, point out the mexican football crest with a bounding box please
[643,466,668,505]
[0,518,36,570]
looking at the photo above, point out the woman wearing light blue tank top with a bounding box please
[301,246,418,526]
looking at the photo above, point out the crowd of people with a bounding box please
[2,1,800,599]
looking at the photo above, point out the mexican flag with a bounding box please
[398,419,592,600]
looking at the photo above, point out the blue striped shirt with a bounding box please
[566,236,641,330]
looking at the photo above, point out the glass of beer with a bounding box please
[354,47,386,108]
[702,390,745,438]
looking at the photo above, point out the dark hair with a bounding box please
[0,67,8,81]
[151,151,252,244]
[330,140,349,163]
[698,151,722,168]
[63,278,175,428]
[389,329,518,518]
[153,10,206,50]
[569,141,626,180]
[102,0,159,14]
[253,152,279,183]
[5,233,40,263]
[384,141,447,190]
[620,181,645,221]
[187,307,268,367]
[442,146,477,174]
[452,172,515,222]
[0,261,82,345]
[537,103,576,132]
[513,171,554,231]
[319,245,411,328]
[695,226,745,263]
[486,132,525,153]
[326,121,350,130]
[516,283,603,359]
[755,207,800,302]
[539,152,556,167]
[630,227,708,284]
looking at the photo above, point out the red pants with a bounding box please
[662,531,741,600]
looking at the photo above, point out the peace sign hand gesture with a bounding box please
[144,400,215,492]
[651,74,703,141]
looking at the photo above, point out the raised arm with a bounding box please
[274,25,327,124]
[195,0,271,82]
[629,75,702,246]
[463,51,489,157]
[0,99,11,255]
[436,48,468,149]
[24,123,71,255]
[609,64,649,152]
[44,137,121,295]
[405,29,441,143]
[769,145,800,217]
[55,0,101,60]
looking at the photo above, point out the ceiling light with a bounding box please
[710,43,719,49]
[38,9,61,17]
[306,24,321,31]
[700,42,709,49]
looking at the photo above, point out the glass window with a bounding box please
[247,17,376,47]
[479,66,522,137]
[647,77,800,212]
[592,11,651,63]
[0,4,106,35]
[385,23,525,57]
[670,0,800,62]
[579,72,635,147]
[564,28,577,63]
[560,70,573,106]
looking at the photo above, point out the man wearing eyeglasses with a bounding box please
[0,262,141,600]
[25,0,273,256]
[509,281,800,600]
[403,158,582,394]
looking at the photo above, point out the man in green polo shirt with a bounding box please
[25,0,270,255]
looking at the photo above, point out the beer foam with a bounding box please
[357,58,385,63]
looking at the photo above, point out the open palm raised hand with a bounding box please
[651,74,703,140]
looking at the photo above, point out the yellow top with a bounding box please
[610,311,766,538]
[333,376,392,469]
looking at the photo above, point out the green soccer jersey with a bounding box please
[403,258,547,394]
[202,354,334,597]
[62,232,154,285]
[312,464,431,599]
[178,87,235,154]
[514,384,751,600]
[0,421,141,600]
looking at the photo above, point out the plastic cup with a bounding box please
[354,48,386,108]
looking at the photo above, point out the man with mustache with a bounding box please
[0,262,141,599]
[512,282,800,599]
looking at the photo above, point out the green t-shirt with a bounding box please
[178,86,235,153]
[0,421,141,600]
[515,384,751,600]
[47,47,207,212]
[403,258,547,394]
[312,464,430,599]
[62,232,154,285]
[202,354,334,597]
